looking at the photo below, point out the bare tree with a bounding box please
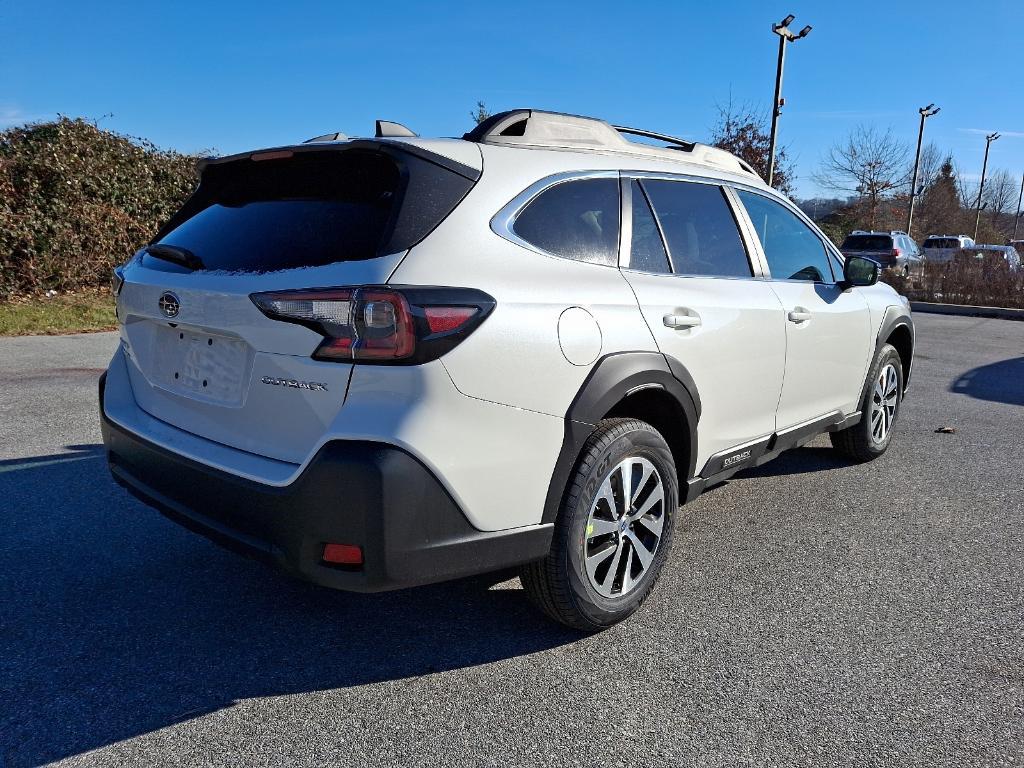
[470,101,492,125]
[710,99,794,195]
[911,141,943,193]
[813,125,909,228]
[982,169,1015,229]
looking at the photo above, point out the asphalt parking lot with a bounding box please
[1,313,1022,767]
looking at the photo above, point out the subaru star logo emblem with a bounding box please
[158,291,180,318]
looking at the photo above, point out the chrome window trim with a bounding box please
[493,167,843,283]
[490,170,621,266]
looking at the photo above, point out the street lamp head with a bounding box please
[988,132,1001,142]
[780,13,796,27]
[798,25,812,37]
[931,107,941,116]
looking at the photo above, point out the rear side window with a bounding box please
[737,190,835,283]
[513,178,620,266]
[641,180,751,278]
[153,148,474,273]
[627,181,671,274]
[841,234,892,250]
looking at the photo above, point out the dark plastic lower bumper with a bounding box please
[99,375,553,592]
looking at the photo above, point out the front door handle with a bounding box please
[787,308,812,323]
[663,312,701,329]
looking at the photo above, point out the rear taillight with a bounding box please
[891,248,901,259]
[251,286,495,364]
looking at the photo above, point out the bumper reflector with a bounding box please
[322,543,363,566]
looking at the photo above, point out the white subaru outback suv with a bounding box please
[101,110,914,630]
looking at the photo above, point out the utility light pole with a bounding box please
[906,104,940,238]
[767,13,812,188]
[974,132,1000,241]
[1013,172,1024,242]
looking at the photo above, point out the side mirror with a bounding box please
[842,255,879,288]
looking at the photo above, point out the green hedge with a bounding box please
[0,117,199,299]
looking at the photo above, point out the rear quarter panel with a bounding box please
[389,148,657,419]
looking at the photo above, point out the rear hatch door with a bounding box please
[115,142,479,464]
[840,234,893,264]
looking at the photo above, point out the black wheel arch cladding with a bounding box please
[541,351,700,524]
[859,309,914,408]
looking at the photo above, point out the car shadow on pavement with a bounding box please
[950,356,1024,407]
[734,446,852,479]
[0,446,580,766]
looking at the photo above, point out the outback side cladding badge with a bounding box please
[260,376,328,392]
[722,449,752,468]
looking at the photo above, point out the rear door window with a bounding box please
[513,178,620,266]
[737,190,835,283]
[640,180,752,278]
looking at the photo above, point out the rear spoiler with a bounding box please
[196,139,480,181]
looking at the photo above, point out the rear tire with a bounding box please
[520,418,677,631]
[830,343,903,462]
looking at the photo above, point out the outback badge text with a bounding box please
[260,376,328,392]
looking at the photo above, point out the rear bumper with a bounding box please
[99,375,552,592]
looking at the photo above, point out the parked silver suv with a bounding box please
[922,234,975,263]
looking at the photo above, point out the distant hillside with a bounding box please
[0,117,199,298]
[795,197,852,222]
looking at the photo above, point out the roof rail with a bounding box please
[611,124,695,151]
[463,109,760,181]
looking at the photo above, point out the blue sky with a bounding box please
[2,0,1022,199]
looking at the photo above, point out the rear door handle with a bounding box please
[787,309,812,323]
[663,312,701,329]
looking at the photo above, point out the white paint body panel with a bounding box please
[766,282,873,426]
[114,254,402,463]
[391,146,658,417]
[623,272,787,470]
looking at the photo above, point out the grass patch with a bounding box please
[0,289,117,336]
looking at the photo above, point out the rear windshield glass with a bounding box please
[841,235,892,250]
[924,238,959,249]
[154,151,400,272]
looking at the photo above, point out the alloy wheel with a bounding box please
[870,362,899,444]
[584,456,666,598]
